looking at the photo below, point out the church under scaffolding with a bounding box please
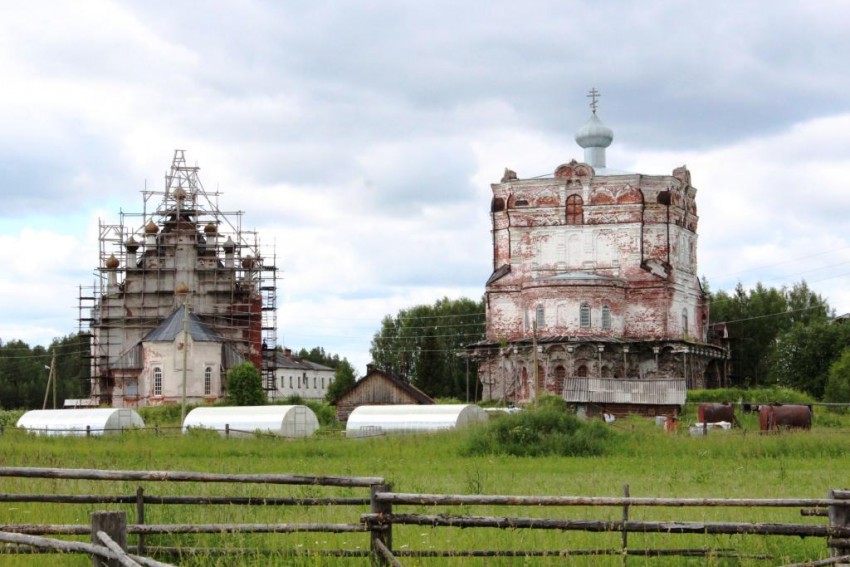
[79,150,278,407]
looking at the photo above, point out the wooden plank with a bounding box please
[0,531,174,567]
[97,530,141,567]
[362,513,850,538]
[374,492,840,508]
[0,466,384,487]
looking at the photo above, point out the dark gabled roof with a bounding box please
[341,367,434,405]
[143,306,224,343]
[270,351,334,372]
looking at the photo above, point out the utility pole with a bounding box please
[532,321,539,401]
[42,352,57,410]
[181,302,189,424]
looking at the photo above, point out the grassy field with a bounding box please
[0,404,848,566]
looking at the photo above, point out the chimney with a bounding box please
[284,348,292,357]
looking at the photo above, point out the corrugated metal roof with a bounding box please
[143,306,224,342]
[564,377,686,406]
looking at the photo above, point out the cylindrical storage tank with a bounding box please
[182,405,319,438]
[346,404,488,438]
[16,409,145,436]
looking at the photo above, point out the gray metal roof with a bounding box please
[564,377,686,406]
[143,306,224,343]
[272,351,334,372]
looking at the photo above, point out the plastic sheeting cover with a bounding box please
[346,404,487,437]
[182,405,319,438]
[16,409,145,436]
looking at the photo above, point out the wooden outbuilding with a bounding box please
[335,366,434,423]
[563,377,685,420]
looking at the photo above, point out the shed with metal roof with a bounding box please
[563,377,685,419]
[16,408,145,436]
[182,405,319,438]
[345,404,488,438]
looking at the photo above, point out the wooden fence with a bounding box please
[1,467,849,565]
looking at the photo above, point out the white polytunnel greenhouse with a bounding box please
[345,404,488,438]
[16,408,145,436]
[182,405,320,438]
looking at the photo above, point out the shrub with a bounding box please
[225,363,266,406]
[462,406,615,457]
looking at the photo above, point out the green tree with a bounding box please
[225,362,266,406]
[709,280,832,388]
[296,346,342,369]
[369,296,485,399]
[325,359,358,404]
[824,348,850,405]
[772,322,850,398]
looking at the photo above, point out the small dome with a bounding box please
[575,113,613,149]
[222,236,236,253]
[105,254,120,269]
[144,220,159,234]
[175,282,190,295]
[125,236,140,252]
[241,255,255,269]
[204,222,217,235]
[173,187,187,201]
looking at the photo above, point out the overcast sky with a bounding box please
[2,1,849,374]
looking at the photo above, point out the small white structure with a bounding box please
[346,404,488,438]
[182,405,319,438]
[16,409,145,436]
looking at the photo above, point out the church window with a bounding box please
[602,305,611,329]
[566,195,584,225]
[204,367,212,395]
[536,305,545,329]
[153,367,162,396]
[515,199,529,207]
[580,303,591,328]
[576,365,588,377]
[682,308,689,336]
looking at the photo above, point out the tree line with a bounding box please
[369,296,485,400]
[709,280,850,401]
[3,280,848,410]
[367,282,850,403]
[0,334,89,410]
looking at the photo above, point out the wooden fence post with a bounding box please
[135,487,145,554]
[370,482,392,566]
[91,511,127,567]
[828,489,850,558]
[621,484,630,564]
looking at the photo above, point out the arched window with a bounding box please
[566,195,584,225]
[554,365,566,392]
[682,308,689,336]
[204,367,212,395]
[602,305,611,330]
[153,367,162,396]
[535,304,545,329]
[580,303,591,328]
[576,365,588,377]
